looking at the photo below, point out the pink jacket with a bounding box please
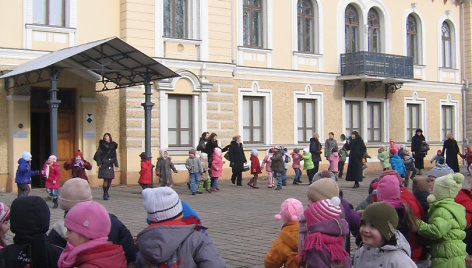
[329,152,339,173]
[291,152,301,169]
[211,151,223,178]
[43,162,60,189]
[261,154,273,172]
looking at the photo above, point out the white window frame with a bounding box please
[402,9,426,66]
[293,84,323,144]
[404,92,426,142]
[238,81,273,145]
[440,94,459,141]
[437,15,459,70]
[291,0,322,55]
[366,101,383,143]
[236,0,273,50]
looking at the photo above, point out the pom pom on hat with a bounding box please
[275,198,303,223]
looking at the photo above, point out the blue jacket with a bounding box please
[15,158,38,185]
[390,154,406,176]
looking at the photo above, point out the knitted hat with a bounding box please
[427,173,464,203]
[48,155,57,162]
[59,178,93,211]
[274,198,304,223]
[304,197,342,226]
[428,163,454,178]
[251,149,258,156]
[376,173,402,208]
[0,202,10,224]
[21,152,32,161]
[189,148,196,156]
[139,152,149,161]
[10,196,50,235]
[362,202,399,241]
[293,148,299,153]
[73,150,84,159]
[312,170,336,183]
[65,201,110,239]
[307,177,339,203]
[142,187,183,223]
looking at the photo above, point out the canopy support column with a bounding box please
[47,69,61,156]
[142,78,155,186]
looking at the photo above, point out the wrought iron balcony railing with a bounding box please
[340,51,413,79]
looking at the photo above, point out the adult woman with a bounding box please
[309,132,322,174]
[345,131,366,188]
[411,129,427,175]
[442,133,460,172]
[94,133,119,200]
[228,135,247,186]
[196,132,210,152]
[204,133,220,172]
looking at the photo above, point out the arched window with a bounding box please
[407,15,419,64]
[368,8,381,53]
[345,4,359,53]
[442,21,452,68]
[164,0,188,38]
[297,0,314,53]
[243,0,263,48]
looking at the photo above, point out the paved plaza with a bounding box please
[0,168,460,267]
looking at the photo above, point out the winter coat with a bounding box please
[283,153,291,170]
[64,159,92,181]
[411,134,426,169]
[302,152,314,170]
[262,154,273,172]
[185,157,203,174]
[340,198,360,253]
[250,155,262,175]
[353,231,417,268]
[400,187,426,261]
[74,242,127,267]
[329,152,339,173]
[138,159,152,185]
[271,151,285,173]
[94,140,119,179]
[309,138,322,163]
[15,158,39,185]
[43,162,60,189]
[455,189,472,227]
[390,154,406,176]
[211,152,223,178]
[291,152,301,169]
[324,139,338,160]
[442,138,460,172]
[136,222,226,267]
[339,148,348,163]
[156,157,177,185]
[345,137,366,182]
[200,155,209,180]
[417,198,467,268]
[378,150,391,169]
[265,221,299,268]
[228,141,247,173]
[403,154,415,171]
[0,242,62,268]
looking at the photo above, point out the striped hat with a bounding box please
[304,197,342,226]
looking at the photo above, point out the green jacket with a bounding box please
[378,150,391,169]
[417,198,467,268]
[302,152,314,170]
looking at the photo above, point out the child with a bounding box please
[265,198,304,268]
[15,151,39,198]
[185,148,203,195]
[460,146,472,175]
[42,155,60,208]
[271,149,285,190]
[282,148,291,186]
[211,147,223,192]
[300,197,351,267]
[262,148,275,188]
[248,149,262,189]
[390,148,406,179]
[64,150,92,181]
[378,146,391,171]
[416,173,467,267]
[0,203,9,250]
[328,147,340,180]
[156,149,178,187]
[302,148,315,184]
[402,148,417,187]
[138,152,152,189]
[338,144,348,179]
[57,201,127,267]
[354,202,417,267]
[197,152,211,194]
[291,148,302,184]
[430,149,444,165]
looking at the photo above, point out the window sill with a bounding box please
[293,51,323,58]
[238,46,272,54]
[438,67,459,71]
[26,24,76,33]
[163,37,202,45]
[414,64,426,69]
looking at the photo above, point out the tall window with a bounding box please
[243,0,263,48]
[243,96,264,143]
[168,95,193,147]
[297,99,317,143]
[406,104,420,141]
[407,15,419,65]
[297,0,314,53]
[345,101,361,136]
[33,0,65,27]
[345,5,359,53]
[441,105,454,140]
[442,21,452,68]
[367,102,382,142]
[368,9,381,53]
[164,0,188,38]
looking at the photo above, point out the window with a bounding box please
[168,95,193,147]
[243,96,264,143]
[407,15,419,65]
[297,0,314,53]
[33,0,65,27]
[243,0,263,48]
[442,21,452,68]
[164,0,188,38]
[366,102,382,142]
[345,101,361,135]
[297,99,317,143]
[441,105,454,140]
[368,9,381,53]
[345,5,359,53]
[406,104,420,142]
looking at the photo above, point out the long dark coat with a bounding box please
[228,141,247,173]
[309,138,322,163]
[442,138,460,172]
[345,137,366,182]
[411,134,426,169]
[94,140,119,179]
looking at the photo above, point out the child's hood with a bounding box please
[378,230,412,256]
[17,158,28,165]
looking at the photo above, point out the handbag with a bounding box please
[243,163,249,172]
[224,152,230,161]
[420,142,430,153]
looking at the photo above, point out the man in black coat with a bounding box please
[442,133,460,172]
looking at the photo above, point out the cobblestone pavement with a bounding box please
[0,168,460,267]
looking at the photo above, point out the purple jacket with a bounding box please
[341,198,360,252]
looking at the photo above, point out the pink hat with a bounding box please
[0,202,10,224]
[65,201,110,239]
[48,155,57,162]
[274,198,304,222]
[304,197,342,226]
[377,172,402,208]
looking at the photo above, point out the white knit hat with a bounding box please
[142,187,183,223]
[21,152,32,161]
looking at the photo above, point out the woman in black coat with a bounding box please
[309,132,322,174]
[228,135,247,186]
[442,133,460,172]
[204,133,220,173]
[94,133,119,200]
[345,131,366,188]
[411,129,426,175]
[196,132,210,152]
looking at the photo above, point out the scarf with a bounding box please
[73,159,84,169]
[301,232,348,263]
[57,237,108,268]
[42,165,50,179]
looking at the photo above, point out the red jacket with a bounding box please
[75,242,126,268]
[43,162,60,189]
[250,155,262,174]
[211,152,223,178]
[64,159,92,181]
[400,187,426,261]
[455,189,472,227]
[138,159,152,185]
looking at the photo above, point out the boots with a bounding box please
[196,181,204,194]
[205,180,211,193]
[52,198,58,209]
[103,188,109,200]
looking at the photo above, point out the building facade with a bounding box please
[0,0,466,191]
